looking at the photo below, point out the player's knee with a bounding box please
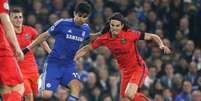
[125,83,138,100]
[41,90,53,99]
[70,80,81,91]
[125,91,136,100]
[24,93,34,101]
[0,85,12,94]
[11,83,25,95]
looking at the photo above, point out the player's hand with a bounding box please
[74,51,86,62]
[75,57,83,65]
[160,45,171,54]
[74,53,80,62]
[22,47,30,55]
[15,48,24,61]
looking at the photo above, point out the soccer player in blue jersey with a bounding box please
[22,2,92,101]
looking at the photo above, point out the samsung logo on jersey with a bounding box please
[66,34,84,42]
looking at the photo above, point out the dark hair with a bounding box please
[75,2,92,15]
[10,6,23,14]
[101,12,129,34]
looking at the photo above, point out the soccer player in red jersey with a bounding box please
[0,0,25,101]
[74,13,171,101]
[9,7,51,101]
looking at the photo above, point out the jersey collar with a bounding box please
[108,31,124,38]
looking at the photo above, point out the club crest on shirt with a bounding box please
[46,83,51,88]
[24,33,31,40]
[121,38,127,44]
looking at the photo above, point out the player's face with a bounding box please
[10,12,23,28]
[74,12,89,26]
[109,19,124,35]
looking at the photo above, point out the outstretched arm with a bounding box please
[23,31,50,54]
[76,32,102,61]
[90,32,101,41]
[144,33,171,54]
[80,32,101,48]
[74,44,93,61]
[40,41,51,54]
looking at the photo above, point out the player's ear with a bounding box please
[73,11,76,16]
[121,24,124,29]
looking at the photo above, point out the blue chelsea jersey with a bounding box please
[47,18,90,64]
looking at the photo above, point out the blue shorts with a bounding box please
[39,62,80,92]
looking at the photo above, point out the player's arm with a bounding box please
[23,31,49,54]
[76,32,103,61]
[79,32,100,48]
[0,13,24,60]
[32,27,52,54]
[144,32,171,54]
[40,41,51,54]
[90,32,101,41]
[74,44,93,61]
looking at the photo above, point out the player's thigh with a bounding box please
[24,78,32,96]
[30,72,39,96]
[125,83,138,99]
[0,57,23,86]
[120,72,131,97]
[41,90,54,98]
[129,65,148,87]
[40,62,62,93]
[60,66,80,88]
[69,79,80,90]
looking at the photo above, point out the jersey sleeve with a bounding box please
[80,24,91,47]
[91,36,105,49]
[84,24,90,40]
[0,0,9,13]
[129,30,143,41]
[30,27,38,40]
[47,19,63,36]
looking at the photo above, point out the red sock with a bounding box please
[7,91,22,101]
[133,92,151,101]
[1,92,11,101]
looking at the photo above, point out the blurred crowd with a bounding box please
[10,0,201,101]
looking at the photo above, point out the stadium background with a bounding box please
[9,0,201,101]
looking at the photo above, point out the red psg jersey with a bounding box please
[16,25,38,73]
[91,30,145,70]
[0,0,14,57]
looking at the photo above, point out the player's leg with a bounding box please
[119,70,130,101]
[23,71,39,101]
[30,72,40,99]
[68,79,80,100]
[23,77,34,101]
[1,83,24,101]
[39,62,61,99]
[24,93,33,101]
[10,83,24,100]
[0,57,24,101]
[125,65,149,101]
[0,84,12,100]
[61,65,81,101]
[132,92,151,101]
[125,83,138,100]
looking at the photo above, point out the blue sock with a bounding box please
[67,95,79,101]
